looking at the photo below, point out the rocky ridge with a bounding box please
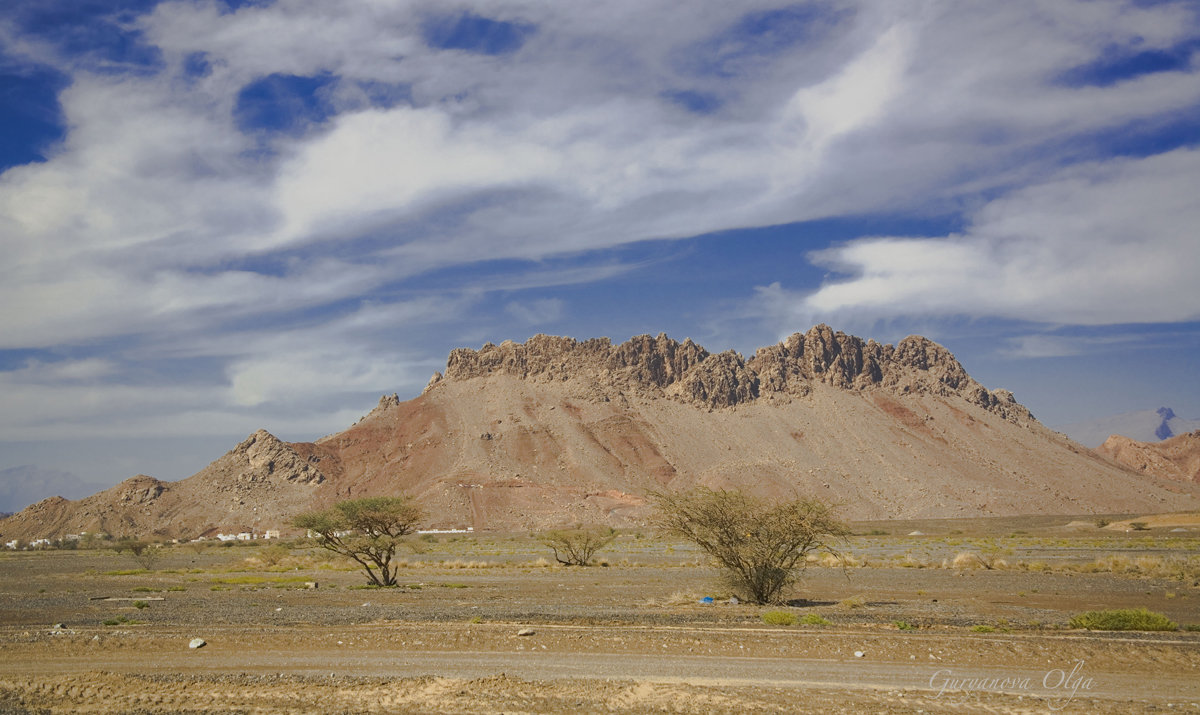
[435,324,1027,418]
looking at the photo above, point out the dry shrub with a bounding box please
[838,594,866,609]
[1079,554,1200,582]
[1134,555,1164,573]
[952,552,983,569]
[952,551,1006,570]
[437,559,493,569]
[818,553,842,567]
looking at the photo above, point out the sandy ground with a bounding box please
[1,524,1199,713]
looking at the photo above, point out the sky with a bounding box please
[1,0,1199,512]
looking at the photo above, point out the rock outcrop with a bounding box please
[434,324,1029,419]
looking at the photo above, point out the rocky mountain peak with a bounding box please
[228,429,324,486]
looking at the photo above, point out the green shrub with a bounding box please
[651,488,847,604]
[761,610,797,626]
[797,613,830,625]
[971,625,996,633]
[1069,608,1177,631]
[1183,624,1200,632]
[893,620,917,631]
[133,600,148,609]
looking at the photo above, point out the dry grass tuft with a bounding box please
[837,594,866,609]
[952,552,983,569]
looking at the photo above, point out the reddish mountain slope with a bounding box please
[3,325,1198,540]
[1097,432,1200,483]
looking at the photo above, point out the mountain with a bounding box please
[1097,431,1200,483]
[0,431,324,540]
[0,465,107,514]
[2,325,1197,540]
[1058,407,1200,447]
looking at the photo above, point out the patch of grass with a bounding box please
[1183,624,1200,632]
[104,569,147,576]
[102,615,140,626]
[209,585,229,591]
[131,586,161,593]
[761,610,797,626]
[971,625,996,633]
[167,586,186,592]
[1069,608,1177,631]
[893,620,917,631]
[798,613,831,626]
[439,582,469,589]
[133,600,149,609]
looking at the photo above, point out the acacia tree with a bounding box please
[651,488,847,604]
[293,496,423,587]
[538,526,617,566]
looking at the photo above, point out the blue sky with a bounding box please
[1,0,1199,511]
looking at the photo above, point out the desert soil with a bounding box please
[1,519,1199,714]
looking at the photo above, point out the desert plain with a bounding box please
[1,513,1199,714]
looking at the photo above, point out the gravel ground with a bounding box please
[0,535,1198,713]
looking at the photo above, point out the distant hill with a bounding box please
[1097,431,1200,483]
[0,465,107,514]
[2,325,1198,541]
[1058,407,1200,447]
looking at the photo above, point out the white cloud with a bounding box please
[505,298,565,325]
[1,0,1199,454]
[783,148,1200,327]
